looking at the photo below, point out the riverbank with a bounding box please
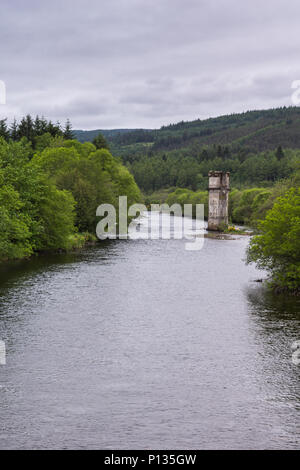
[0,232,98,264]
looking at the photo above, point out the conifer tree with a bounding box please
[0,119,9,141]
[63,119,74,139]
[10,118,18,141]
[93,132,109,150]
[34,115,43,136]
[18,115,34,141]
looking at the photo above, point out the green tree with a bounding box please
[93,132,109,150]
[0,182,33,260]
[276,145,285,161]
[35,132,53,152]
[0,119,9,141]
[18,115,35,142]
[247,188,300,292]
[232,188,268,224]
[63,119,74,140]
[0,138,77,260]
[34,184,76,250]
[33,142,141,234]
[10,118,18,141]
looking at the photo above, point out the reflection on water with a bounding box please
[246,286,300,418]
[0,213,299,449]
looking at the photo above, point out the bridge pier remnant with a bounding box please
[208,171,230,231]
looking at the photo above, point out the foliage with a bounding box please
[63,119,74,140]
[0,138,77,260]
[166,188,208,219]
[165,171,300,227]
[33,143,141,232]
[0,136,141,261]
[0,115,75,149]
[247,188,300,292]
[231,188,269,224]
[74,107,300,193]
[108,106,300,155]
[92,132,110,150]
[122,148,299,193]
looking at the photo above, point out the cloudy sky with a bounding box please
[0,0,300,129]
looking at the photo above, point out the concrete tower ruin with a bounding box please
[208,171,230,231]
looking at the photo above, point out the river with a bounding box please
[0,212,299,449]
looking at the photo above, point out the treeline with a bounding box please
[160,107,298,132]
[126,147,300,192]
[0,136,141,261]
[108,106,300,156]
[0,115,74,147]
[72,107,300,193]
[94,106,300,192]
[109,129,155,146]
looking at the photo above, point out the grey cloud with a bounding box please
[0,0,300,129]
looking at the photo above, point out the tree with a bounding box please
[35,132,53,152]
[247,188,300,292]
[18,114,35,142]
[0,138,77,260]
[35,184,76,250]
[92,132,109,150]
[63,119,74,140]
[47,120,62,138]
[0,119,9,140]
[32,142,141,234]
[232,188,268,224]
[33,115,43,135]
[217,145,223,159]
[276,146,285,160]
[10,118,18,141]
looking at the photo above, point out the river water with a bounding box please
[0,213,299,449]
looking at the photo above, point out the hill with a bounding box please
[74,107,300,193]
[75,107,300,153]
[73,128,150,143]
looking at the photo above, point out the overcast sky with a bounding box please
[0,0,300,129]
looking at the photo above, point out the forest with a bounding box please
[0,116,140,261]
[0,111,299,292]
[74,106,300,193]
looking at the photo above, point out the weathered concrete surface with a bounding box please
[208,171,230,231]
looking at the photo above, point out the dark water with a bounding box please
[0,214,299,449]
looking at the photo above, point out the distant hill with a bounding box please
[73,128,151,143]
[109,107,300,155]
[74,107,300,192]
[75,107,300,156]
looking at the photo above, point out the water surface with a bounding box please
[0,213,299,449]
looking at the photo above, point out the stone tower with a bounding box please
[208,171,230,231]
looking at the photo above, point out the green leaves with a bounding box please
[0,140,78,260]
[92,133,109,150]
[247,188,300,291]
[0,131,141,261]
